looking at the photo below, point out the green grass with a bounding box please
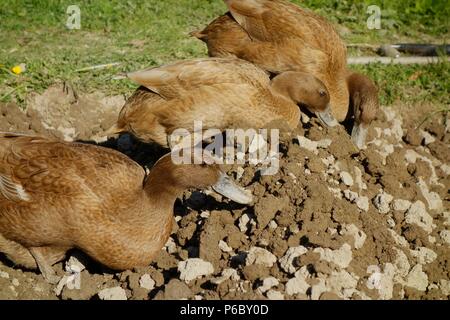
[301,0,449,40]
[351,59,450,106]
[0,0,448,106]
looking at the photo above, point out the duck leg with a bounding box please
[29,247,61,284]
[0,233,37,269]
[41,246,68,266]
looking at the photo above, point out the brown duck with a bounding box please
[192,0,379,148]
[0,133,251,283]
[111,57,333,148]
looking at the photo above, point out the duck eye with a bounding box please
[319,90,326,97]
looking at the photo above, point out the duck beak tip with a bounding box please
[351,123,368,149]
[317,105,338,128]
[212,173,253,205]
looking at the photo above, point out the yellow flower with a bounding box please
[11,63,26,75]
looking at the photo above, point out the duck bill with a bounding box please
[316,105,338,127]
[351,122,368,149]
[212,173,253,205]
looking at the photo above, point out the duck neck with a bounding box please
[144,177,181,203]
[326,70,349,121]
[118,163,181,233]
[143,167,183,213]
[269,74,301,128]
[270,73,293,101]
[119,175,177,248]
[346,71,379,125]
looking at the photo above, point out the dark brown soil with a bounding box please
[0,85,448,300]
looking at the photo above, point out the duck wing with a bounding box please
[0,133,54,202]
[225,0,334,41]
[0,133,144,204]
[127,58,270,100]
[223,0,273,41]
[224,0,346,72]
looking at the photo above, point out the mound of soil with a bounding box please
[0,85,448,300]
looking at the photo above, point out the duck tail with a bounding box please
[189,30,208,41]
[105,124,126,136]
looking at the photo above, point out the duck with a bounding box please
[110,57,334,148]
[0,132,252,283]
[191,0,380,148]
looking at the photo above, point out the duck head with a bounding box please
[271,71,338,127]
[347,72,380,149]
[149,153,253,205]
